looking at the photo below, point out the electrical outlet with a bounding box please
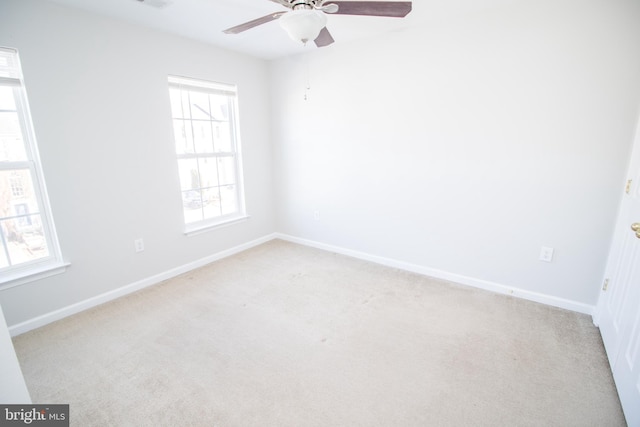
[313,210,320,221]
[539,246,554,263]
[134,238,144,253]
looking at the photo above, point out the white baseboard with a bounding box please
[275,233,595,316]
[9,233,277,336]
[9,231,595,336]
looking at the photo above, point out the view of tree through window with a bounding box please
[168,76,245,230]
[0,47,62,276]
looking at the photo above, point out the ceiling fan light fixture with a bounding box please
[279,9,327,44]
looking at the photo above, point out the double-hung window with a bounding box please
[168,76,246,233]
[0,47,65,286]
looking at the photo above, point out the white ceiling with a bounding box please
[45,0,525,60]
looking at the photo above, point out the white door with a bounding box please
[596,118,640,427]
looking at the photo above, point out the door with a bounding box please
[596,118,640,426]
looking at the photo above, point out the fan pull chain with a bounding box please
[304,57,311,101]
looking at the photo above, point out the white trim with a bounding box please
[0,76,21,87]
[0,261,69,290]
[9,231,595,336]
[168,75,237,95]
[274,233,595,316]
[8,233,276,336]
[184,215,250,236]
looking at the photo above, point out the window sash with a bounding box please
[168,76,245,231]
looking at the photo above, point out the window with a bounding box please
[0,47,65,286]
[9,172,24,197]
[168,76,246,232]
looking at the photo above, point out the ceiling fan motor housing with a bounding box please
[291,1,312,9]
[290,1,319,9]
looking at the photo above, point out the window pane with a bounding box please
[217,157,236,186]
[0,86,17,110]
[1,216,49,266]
[189,91,211,121]
[192,121,214,153]
[169,88,185,119]
[0,243,8,268]
[220,185,238,216]
[213,123,232,153]
[0,169,40,217]
[0,50,20,79]
[182,189,203,209]
[182,191,204,224]
[0,111,27,161]
[198,157,219,188]
[0,56,10,79]
[177,158,200,191]
[169,88,192,119]
[202,187,221,219]
[173,119,194,154]
[209,95,229,122]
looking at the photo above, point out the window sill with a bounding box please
[184,215,250,237]
[0,261,70,291]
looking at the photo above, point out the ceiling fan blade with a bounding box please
[268,0,293,7]
[316,2,340,13]
[314,27,335,47]
[223,11,287,34]
[327,1,412,17]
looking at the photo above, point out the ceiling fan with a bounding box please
[223,1,412,48]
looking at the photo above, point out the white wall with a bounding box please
[0,0,275,326]
[1,0,638,328]
[271,0,640,306]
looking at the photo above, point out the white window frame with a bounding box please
[0,47,66,288]
[168,76,247,234]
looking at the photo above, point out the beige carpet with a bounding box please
[13,239,625,426]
